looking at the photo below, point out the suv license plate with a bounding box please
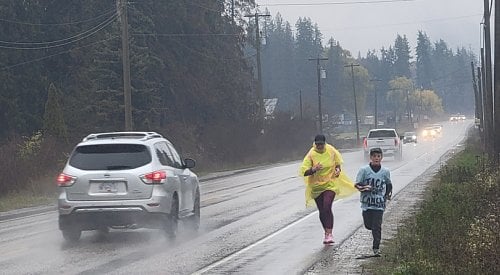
[98,182,118,193]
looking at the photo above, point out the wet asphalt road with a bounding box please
[0,121,471,274]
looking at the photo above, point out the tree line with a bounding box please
[0,1,477,194]
[260,14,476,125]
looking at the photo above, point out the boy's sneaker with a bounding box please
[323,233,334,244]
[373,248,380,256]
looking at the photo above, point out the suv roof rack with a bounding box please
[83,132,163,142]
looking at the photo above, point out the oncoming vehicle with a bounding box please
[421,126,440,140]
[363,128,402,161]
[402,131,417,144]
[430,124,443,137]
[57,132,200,242]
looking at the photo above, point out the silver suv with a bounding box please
[57,132,200,242]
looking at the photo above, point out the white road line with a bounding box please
[192,200,342,275]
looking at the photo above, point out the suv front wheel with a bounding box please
[185,189,200,231]
[164,195,179,239]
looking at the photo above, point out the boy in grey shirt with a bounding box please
[355,147,393,255]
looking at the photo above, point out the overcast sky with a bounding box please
[255,0,485,58]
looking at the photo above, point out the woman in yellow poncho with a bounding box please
[299,134,358,244]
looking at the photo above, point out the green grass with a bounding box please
[0,191,55,212]
[0,176,57,212]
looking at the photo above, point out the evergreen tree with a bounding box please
[393,34,411,78]
[43,83,68,139]
[415,31,433,89]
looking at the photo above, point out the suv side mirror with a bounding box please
[183,158,196,169]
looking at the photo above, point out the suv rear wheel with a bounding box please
[164,195,179,239]
[62,228,81,242]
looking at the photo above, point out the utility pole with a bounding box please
[309,56,328,133]
[494,0,500,158]
[245,12,270,128]
[477,66,484,131]
[481,48,489,151]
[471,61,480,126]
[299,90,303,120]
[483,0,494,155]
[118,0,132,131]
[370,78,382,129]
[345,63,361,146]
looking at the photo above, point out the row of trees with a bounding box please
[0,1,258,140]
[260,14,476,124]
[0,2,477,193]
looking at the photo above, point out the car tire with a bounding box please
[164,195,179,239]
[186,189,200,232]
[62,228,81,242]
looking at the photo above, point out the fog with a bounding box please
[257,0,483,57]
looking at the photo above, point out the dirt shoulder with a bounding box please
[306,149,457,274]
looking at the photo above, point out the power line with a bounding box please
[0,7,116,26]
[0,36,119,71]
[0,13,118,50]
[324,14,482,32]
[183,0,223,13]
[132,33,242,37]
[261,0,416,7]
[170,38,258,61]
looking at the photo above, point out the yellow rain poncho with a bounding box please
[299,143,358,207]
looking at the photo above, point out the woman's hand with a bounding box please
[312,163,323,172]
[334,166,341,177]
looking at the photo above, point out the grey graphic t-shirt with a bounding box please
[355,165,392,211]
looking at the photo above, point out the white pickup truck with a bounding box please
[363,128,403,161]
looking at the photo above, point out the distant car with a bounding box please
[430,124,443,136]
[57,132,200,242]
[422,126,439,139]
[403,131,417,144]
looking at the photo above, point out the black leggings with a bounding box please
[362,209,384,249]
[314,190,336,230]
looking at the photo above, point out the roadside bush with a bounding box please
[374,136,499,274]
[0,132,70,197]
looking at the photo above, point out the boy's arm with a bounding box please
[385,171,393,200]
[354,168,369,191]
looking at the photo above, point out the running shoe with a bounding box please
[323,233,334,244]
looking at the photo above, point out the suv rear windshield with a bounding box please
[368,130,396,138]
[69,144,152,170]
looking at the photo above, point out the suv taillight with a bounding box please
[141,171,167,184]
[394,138,399,146]
[363,137,367,149]
[57,173,76,187]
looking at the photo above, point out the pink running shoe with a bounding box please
[323,233,334,244]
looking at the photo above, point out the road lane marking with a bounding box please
[191,200,342,275]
